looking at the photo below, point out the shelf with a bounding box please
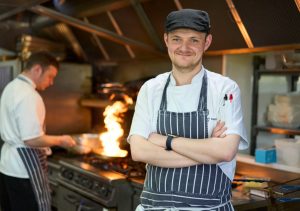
[255,126,300,136]
[236,154,300,184]
[80,98,135,109]
[257,69,300,75]
[237,153,300,174]
[251,57,300,155]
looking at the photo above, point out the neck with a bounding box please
[21,71,36,84]
[172,66,202,86]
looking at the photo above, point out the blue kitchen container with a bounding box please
[255,148,277,163]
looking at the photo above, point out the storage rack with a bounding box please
[250,56,300,155]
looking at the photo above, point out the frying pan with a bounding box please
[69,133,128,158]
[69,133,101,155]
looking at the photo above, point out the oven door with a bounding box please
[57,185,116,211]
[49,181,59,210]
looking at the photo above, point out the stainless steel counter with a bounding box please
[129,178,269,211]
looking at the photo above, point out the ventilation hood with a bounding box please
[0,0,299,62]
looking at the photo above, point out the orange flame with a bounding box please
[99,95,133,157]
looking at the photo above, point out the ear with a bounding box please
[204,34,212,52]
[163,33,169,48]
[31,64,42,76]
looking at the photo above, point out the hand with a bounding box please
[212,121,227,138]
[59,135,76,148]
[148,133,166,148]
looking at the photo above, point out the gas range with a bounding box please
[79,155,146,179]
[53,154,146,211]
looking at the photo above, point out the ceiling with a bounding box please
[0,0,299,64]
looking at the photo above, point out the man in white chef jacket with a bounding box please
[0,52,76,211]
[129,9,248,210]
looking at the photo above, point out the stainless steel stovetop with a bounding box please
[50,154,145,211]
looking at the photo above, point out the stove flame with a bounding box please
[99,94,133,157]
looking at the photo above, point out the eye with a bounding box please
[191,39,199,43]
[171,37,181,42]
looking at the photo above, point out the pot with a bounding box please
[68,134,129,158]
[68,133,102,155]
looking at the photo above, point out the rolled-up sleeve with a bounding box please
[127,83,151,143]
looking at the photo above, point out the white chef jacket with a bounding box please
[129,67,248,180]
[0,75,45,178]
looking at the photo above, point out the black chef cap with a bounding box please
[165,9,211,33]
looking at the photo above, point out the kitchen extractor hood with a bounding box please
[0,0,299,62]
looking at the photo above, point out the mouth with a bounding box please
[176,54,193,60]
[175,51,193,57]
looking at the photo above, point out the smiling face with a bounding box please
[164,28,212,74]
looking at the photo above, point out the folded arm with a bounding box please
[149,133,240,164]
[130,135,199,168]
[130,121,231,167]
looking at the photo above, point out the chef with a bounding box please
[0,52,76,211]
[129,9,248,210]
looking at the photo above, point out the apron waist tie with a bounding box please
[141,201,231,210]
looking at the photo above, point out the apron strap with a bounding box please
[197,70,208,111]
[159,74,171,110]
[159,70,208,111]
[17,75,31,85]
[17,147,51,211]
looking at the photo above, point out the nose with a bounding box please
[179,41,189,51]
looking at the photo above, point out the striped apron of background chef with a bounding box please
[140,71,233,211]
[17,147,51,211]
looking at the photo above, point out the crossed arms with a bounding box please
[129,121,240,168]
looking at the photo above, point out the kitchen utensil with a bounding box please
[72,133,100,147]
[69,145,92,155]
[68,133,101,155]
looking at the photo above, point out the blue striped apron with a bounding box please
[17,148,51,211]
[16,75,52,211]
[140,71,233,210]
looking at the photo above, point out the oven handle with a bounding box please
[77,202,94,211]
[64,194,79,204]
[64,194,96,211]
